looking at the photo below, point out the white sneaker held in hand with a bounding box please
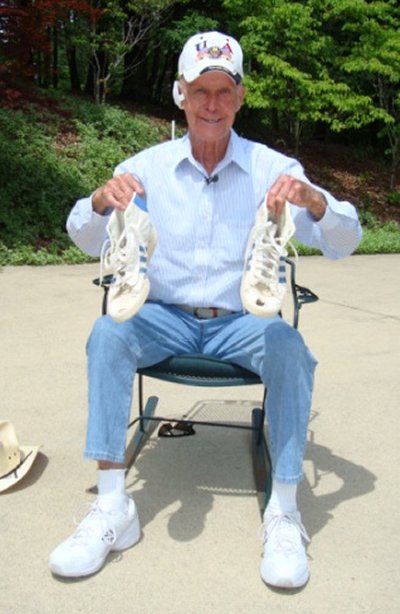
[48,496,140,578]
[101,192,157,323]
[260,511,310,589]
[241,199,295,318]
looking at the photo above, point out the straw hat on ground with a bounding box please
[0,421,40,492]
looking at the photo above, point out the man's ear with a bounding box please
[172,81,185,109]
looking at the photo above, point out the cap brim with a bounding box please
[200,66,242,84]
[0,445,40,493]
[183,61,241,84]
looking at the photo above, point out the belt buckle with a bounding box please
[194,307,215,319]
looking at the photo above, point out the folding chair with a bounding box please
[94,258,318,516]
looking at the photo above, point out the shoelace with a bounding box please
[244,222,298,293]
[260,513,310,553]
[71,502,116,546]
[244,221,283,289]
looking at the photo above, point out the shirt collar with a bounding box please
[173,129,251,175]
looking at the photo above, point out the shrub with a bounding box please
[0,93,170,260]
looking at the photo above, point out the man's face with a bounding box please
[181,72,245,143]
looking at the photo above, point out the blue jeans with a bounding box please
[85,303,317,484]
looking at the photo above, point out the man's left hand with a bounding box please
[266,175,327,221]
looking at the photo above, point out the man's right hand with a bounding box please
[92,173,145,214]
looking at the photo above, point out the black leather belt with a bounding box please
[176,305,235,319]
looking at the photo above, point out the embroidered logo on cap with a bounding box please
[195,40,234,65]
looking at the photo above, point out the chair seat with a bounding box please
[138,353,262,387]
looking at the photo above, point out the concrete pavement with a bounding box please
[0,255,399,613]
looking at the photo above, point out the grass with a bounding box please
[0,242,96,266]
[291,219,400,257]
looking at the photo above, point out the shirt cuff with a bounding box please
[314,203,339,231]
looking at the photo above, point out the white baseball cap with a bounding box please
[178,31,244,84]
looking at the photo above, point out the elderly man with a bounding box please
[49,31,362,589]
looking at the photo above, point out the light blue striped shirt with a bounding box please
[67,130,362,311]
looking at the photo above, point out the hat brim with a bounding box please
[0,445,40,493]
[183,61,242,84]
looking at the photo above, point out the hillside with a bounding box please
[298,141,399,226]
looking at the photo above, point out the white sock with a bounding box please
[97,469,127,512]
[264,480,298,520]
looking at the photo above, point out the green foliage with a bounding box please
[0,92,170,263]
[0,242,96,266]
[0,108,87,246]
[292,219,400,256]
[161,11,220,54]
[339,3,400,187]
[69,105,168,186]
[239,0,390,152]
[387,192,400,207]
[356,221,400,254]
[354,207,400,254]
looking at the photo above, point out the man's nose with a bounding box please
[206,93,219,111]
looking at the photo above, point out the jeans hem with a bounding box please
[84,450,125,464]
[272,471,303,484]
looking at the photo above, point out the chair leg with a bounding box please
[138,373,145,433]
[125,396,159,470]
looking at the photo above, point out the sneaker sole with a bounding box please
[261,569,310,589]
[260,560,310,589]
[108,278,150,323]
[240,290,283,318]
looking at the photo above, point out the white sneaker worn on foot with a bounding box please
[260,511,310,589]
[49,496,140,578]
[240,198,295,318]
[101,193,157,323]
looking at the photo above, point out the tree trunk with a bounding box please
[42,26,52,88]
[85,50,108,103]
[292,117,302,156]
[64,29,81,92]
[389,139,399,190]
[52,25,58,89]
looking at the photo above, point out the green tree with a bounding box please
[81,0,178,103]
[338,2,400,188]
[237,0,380,154]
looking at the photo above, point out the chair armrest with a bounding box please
[93,275,113,316]
[285,257,319,329]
